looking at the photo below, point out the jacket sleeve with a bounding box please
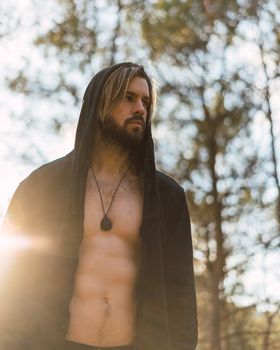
[0,181,31,350]
[164,187,198,350]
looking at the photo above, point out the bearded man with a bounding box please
[0,62,198,350]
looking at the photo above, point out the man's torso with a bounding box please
[66,169,143,347]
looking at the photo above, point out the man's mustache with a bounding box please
[125,115,146,126]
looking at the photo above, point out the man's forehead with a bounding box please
[126,77,150,98]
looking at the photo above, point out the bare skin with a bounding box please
[66,77,149,347]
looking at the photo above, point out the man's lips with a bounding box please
[127,120,145,127]
[126,118,145,127]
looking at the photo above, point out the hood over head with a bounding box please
[71,62,157,214]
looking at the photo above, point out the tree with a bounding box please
[2,0,280,348]
[140,0,280,348]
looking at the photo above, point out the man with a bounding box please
[0,62,198,350]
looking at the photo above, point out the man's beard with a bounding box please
[99,115,146,150]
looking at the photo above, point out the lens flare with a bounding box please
[0,233,31,251]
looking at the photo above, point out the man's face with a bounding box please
[100,77,150,149]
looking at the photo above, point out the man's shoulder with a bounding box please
[4,152,74,227]
[155,170,186,208]
[24,152,73,182]
[19,151,74,194]
[155,170,189,224]
[156,170,184,195]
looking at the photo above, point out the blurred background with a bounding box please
[0,0,280,349]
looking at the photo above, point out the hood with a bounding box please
[71,61,156,215]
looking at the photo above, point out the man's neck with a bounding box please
[91,133,131,178]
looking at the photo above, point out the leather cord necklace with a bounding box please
[90,165,130,231]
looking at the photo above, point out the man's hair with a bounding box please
[98,63,157,123]
[72,63,157,211]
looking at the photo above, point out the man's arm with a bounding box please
[0,181,31,350]
[164,187,198,350]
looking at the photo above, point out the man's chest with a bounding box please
[83,173,144,244]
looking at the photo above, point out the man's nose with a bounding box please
[133,100,146,115]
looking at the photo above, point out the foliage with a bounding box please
[1,0,280,348]
[140,0,280,348]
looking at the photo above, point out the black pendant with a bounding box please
[101,216,112,231]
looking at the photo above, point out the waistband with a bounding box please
[64,340,134,350]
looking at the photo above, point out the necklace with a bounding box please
[90,165,130,231]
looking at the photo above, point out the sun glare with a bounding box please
[0,232,32,283]
[0,233,31,251]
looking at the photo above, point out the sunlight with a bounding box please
[0,230,52,256]
[0,233,31,251]
[0,229,52,280]
[0,232,32,283]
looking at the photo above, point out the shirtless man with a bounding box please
[1,62,198,350]
[66,73,148,348]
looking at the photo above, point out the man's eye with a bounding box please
[125,95,133,101]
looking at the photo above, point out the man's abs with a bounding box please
[66,234,141,347]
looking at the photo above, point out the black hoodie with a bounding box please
[0,62,198,350]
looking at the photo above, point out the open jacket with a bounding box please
[0,63,197,350]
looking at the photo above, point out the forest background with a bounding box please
[0,0,280,349]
